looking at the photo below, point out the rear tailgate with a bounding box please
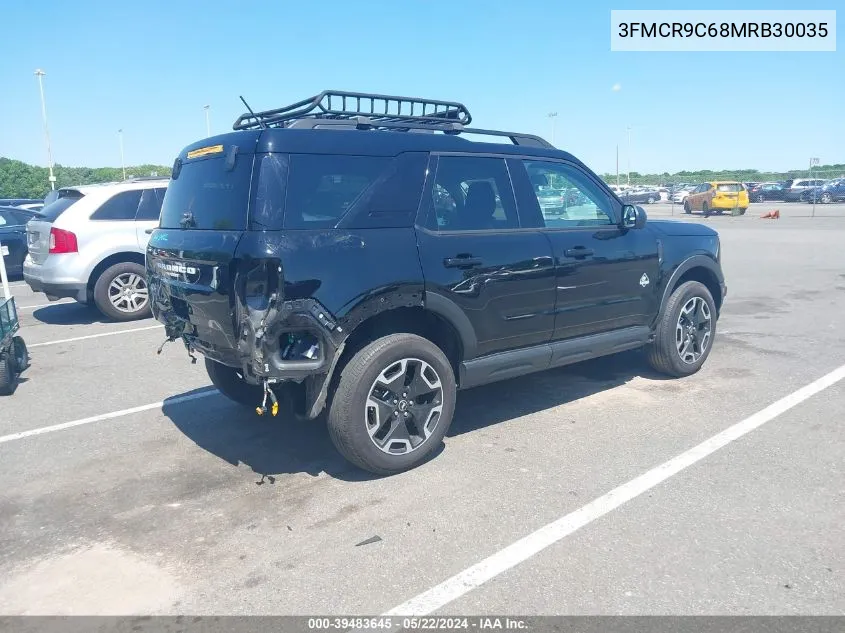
[713,183,744,203]
[26,190,85,264]
[146,141,255,364]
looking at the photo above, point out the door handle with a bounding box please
[564,247,594,258]
[444,255,483,269]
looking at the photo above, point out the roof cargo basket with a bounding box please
[233,90,471,131]
[232,90,554,149]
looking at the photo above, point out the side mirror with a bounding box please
[622,204,647,229]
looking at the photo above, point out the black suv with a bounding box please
[147,91,726,475]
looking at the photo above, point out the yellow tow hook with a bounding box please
[256,380,279,417]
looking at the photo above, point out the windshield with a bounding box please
[716,183,743,192]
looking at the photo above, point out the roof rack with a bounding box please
[234,90,471,130]
[232,90,555,149]
[127,176,170,182]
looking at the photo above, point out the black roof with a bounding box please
[180,127,576,161]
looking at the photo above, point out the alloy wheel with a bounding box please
[675,296,712,364]
[365,358,443,455]
[108,272,149,314]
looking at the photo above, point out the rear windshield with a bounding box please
[37,190,85,222]
[716,183,743,192]
[159,154,252,230]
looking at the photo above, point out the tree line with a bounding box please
[0,157,172,199]
[599,165,845,187]
[2,155,844,199]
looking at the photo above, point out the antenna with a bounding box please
[239,96,265,129]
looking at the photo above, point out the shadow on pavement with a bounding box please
[31,303,112,325]
[162,350,663,481]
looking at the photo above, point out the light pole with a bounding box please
[204,105,211,137]
[548,112,558,146]
[34,69,56,191]
[616,144,620,189]
[118,129,126,180]
[810,157,820,217]
[626,125,632,187]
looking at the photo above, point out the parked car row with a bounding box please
[746,179,831,203]
[9,178,170,321]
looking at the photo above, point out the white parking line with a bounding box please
[383,362,845,617]
[28,325,161,348]
[0,390,217,445]
[16,300,74,310]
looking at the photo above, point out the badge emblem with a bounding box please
[639,273,650,287]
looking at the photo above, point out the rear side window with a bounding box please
[160,155,252,230]
[91,190,142,221]
[251,152,427,230]
[716,183,743,192]
[283,154,389,229]
[37,190,84,222]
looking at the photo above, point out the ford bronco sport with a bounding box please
[147,90,726,475]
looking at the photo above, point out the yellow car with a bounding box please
[684,181,749,215]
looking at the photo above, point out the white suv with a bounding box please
[24,178,169,321]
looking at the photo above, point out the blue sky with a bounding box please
[2,0,842,175]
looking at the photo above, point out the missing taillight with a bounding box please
[49,227,78,254]
[280,332,321,361]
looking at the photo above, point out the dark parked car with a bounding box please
[146,90,726,475]
[0,206,38,276]
[748,182,786,203]
[0,198,42,207]
[619,188,661,204]
[800,178,845,203]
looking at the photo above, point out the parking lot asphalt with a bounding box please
[0,202,843,615]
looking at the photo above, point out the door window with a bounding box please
[135,187,167,221]
[521,160,614,228]
[424,156,518,231]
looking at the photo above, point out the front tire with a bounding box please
[205,358,263,407]
[821,192,833,204]
[647,196,656,204]
[646,280,717,378]
[327,333,457,476]
[93,262,152,321]
[755,194,765,203]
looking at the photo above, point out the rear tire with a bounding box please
[0,352,17,396]
[646,280,717,378]
[755,194,765,203]
[327,333,456,476]
[739,207,747,215]
[12,336,28,372]
[647,196,656,204]
[821,192,833,204]
[93,262,152,321]
[205,358,263,407]
[683,200,691,214]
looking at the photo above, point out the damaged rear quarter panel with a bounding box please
[233,227,425,375]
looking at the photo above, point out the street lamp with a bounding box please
[118,129,126,180]
[548,112,558,145]
[34,69,56,191]
[626,126,632,187]
[204,104,211,137]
